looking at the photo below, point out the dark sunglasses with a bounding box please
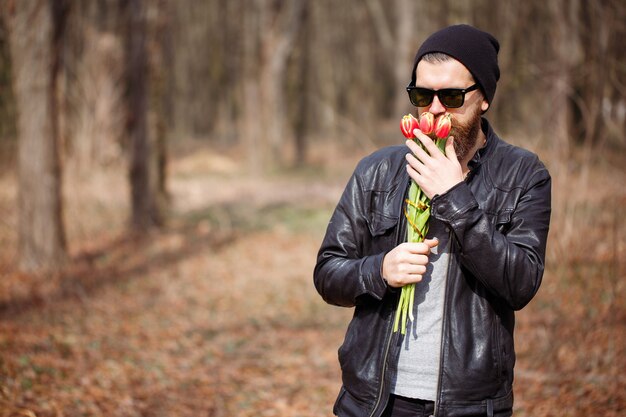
[406,83,479,108]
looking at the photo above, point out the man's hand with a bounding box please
[382,239,439,288]
[405,131,464,199]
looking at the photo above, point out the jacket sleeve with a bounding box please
[430,165,551,310]
[313,169,389,307]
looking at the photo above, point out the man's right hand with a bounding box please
[381,238,439,288]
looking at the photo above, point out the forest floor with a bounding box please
[0,138,624,416]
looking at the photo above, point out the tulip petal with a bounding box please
[400,114,419,139]
[434,114,452,138]
[419,112,435,134]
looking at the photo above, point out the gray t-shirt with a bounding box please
[392,217,450,401]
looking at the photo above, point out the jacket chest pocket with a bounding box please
[489,209,513,234]
[368,212,397,237]
[365,190,401,252]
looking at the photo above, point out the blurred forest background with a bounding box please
[0,0,624,416]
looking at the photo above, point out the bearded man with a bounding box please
[314,25,552,417]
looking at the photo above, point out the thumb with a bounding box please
[445,136,457,161]
[424,237,439,248]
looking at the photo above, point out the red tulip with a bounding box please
[400,114,419,139]
[434,114,452,138]
[418,112,435,134]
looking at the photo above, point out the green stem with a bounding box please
[393,137,447,334]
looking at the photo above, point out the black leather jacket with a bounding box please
[314,119,551,417]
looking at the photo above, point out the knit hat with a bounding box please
[410,24,500,105]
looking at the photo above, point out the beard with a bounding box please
[430,107,483,162]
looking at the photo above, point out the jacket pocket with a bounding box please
[487,209,512,234]
[493,209,513,234]
[365,189,400,237]
[332,386,347,416]
[337,304,391,410]
[443,389,513,417]
[367,214,397,237]
[333,386,371,417]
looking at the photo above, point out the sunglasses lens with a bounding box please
[439,89,464,108]
[407,86,470,108]
[409,88,434,107]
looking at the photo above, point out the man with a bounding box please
[314,25,551,417]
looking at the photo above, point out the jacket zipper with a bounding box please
[368,178,410,417]
[433,229,454,417]
[434,172,473,416]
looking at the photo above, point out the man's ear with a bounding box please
[481,99,489,112]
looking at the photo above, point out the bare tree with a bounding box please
[124,0,162,231]
[292,0,311,165]
[572,1,626,150]
[365,0,418,115]
[4,0,68,271]
[150,0,172,209]
[254,0,306,169]
[62,1,126,172]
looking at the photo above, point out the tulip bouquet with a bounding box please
[395,112,451,334]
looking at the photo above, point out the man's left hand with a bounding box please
[405,129,464,199]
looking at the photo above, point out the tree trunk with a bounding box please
[393,0,416,115]
[364,0,417,116]
[241,0,263,174]
[125,0,161,231]
[293,1,310,166]
[5,0,68,271]
[257,0,305,170]
[150,0,171,213]
[549,0,576,160]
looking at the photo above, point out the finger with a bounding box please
[398,245,429,260]
[404,153,426,185]
[424,238,439,248]
[405,140,431,164]
[397,262,427,276]
[445,136,457,161]
[402,274,424,285]
[406,163,424,187]
[402,243,434,258]
[390,274,423,287]
[411,275,423,283]
[408,264,427,275]
[413,253,430,265]
[405,152,428,174]
[415,130,444,158]
[405,139,427,157]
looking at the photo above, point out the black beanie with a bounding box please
[410,24,500,105]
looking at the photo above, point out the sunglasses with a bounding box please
[406,83,479,108]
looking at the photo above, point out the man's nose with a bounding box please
[428,95,447,115]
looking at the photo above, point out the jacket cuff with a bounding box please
[430,181,479,224]
[360,252,388,300]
